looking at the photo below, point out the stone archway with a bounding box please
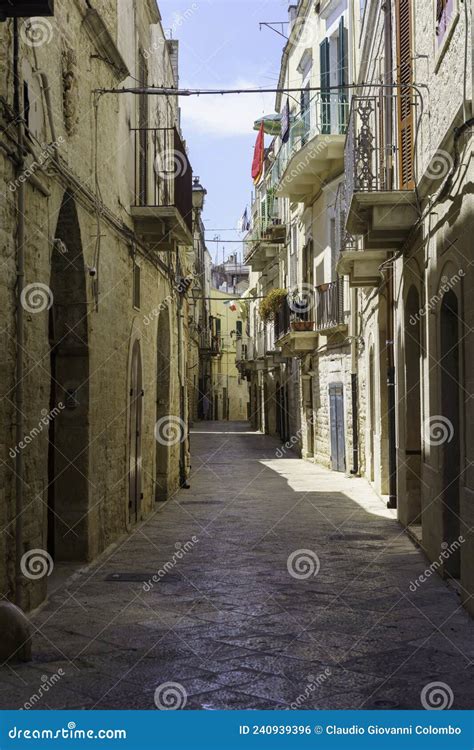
[404,285,422,525]
[440,289,461,577]
[48,193,90,561]
[155,306,172,501]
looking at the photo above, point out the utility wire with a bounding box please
[95,82,427,96]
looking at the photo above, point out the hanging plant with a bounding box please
[259,288,287,322]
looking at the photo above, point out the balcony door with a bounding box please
[138,50,149,205]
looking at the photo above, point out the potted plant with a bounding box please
[291,320,314,332]
[259,288,287,322]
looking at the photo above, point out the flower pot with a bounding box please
[291,320,314,332]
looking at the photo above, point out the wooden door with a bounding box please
[129,340,143,524]
[329,383,346,472]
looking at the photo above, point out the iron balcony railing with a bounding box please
[244,217,286,262]
[131,126,193,234]
[315,278,346,332]
[271,91,349,190]
[345,89,418,207]
[335,181,356,256]
[236,336,256,363]
[274,293,315,341]
[199,329,221,356]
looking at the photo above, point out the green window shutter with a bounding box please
[337,17,348,132]
[320,38,330,134]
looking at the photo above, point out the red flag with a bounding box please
[251,122,265,184]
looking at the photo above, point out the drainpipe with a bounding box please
[350,287,359,474]
[13,18,26,606]
[384,0,397,509]
[176,247,189,489]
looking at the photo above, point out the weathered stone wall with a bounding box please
[0,0,191,610]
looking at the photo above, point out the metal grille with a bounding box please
[131,127,193,233]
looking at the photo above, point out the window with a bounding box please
[133,262,141,309]
[436,0,458,56]
[236,320,243,338]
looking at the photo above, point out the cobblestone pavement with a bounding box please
[1,422,473,710]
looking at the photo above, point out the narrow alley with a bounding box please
[1,424,472,711]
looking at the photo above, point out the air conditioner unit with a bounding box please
[0,1,54,19]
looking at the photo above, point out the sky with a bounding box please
[159,0,288,264]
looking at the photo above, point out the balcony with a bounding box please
[274,294,318,357]
[271,92,348,203]
[236,336,256,376]
[244,217,286,272]
[130,127,193,246]
[199,330,221,358]
[315,278,347,335]
[344,92,418,251]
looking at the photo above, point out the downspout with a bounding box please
[13,18,26,606]
[384,0,397,509]
[176,247,189,489]
[350,287,359,474]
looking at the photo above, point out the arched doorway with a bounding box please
[129,339,143,524]
[440,289,461,577]
[404,285,422,524]
[48,193,90,561]
[155,308,171,501]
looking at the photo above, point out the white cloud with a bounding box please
[180,79,276,137]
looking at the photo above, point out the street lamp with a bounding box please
[192,176,207,212]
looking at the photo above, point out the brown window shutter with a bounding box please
[395,0,415,189]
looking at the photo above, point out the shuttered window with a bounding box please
[395,0,415,189]
[320,38,331,134]
[337,16,348,133]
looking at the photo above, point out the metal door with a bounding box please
[329,383,346,472]
[129,340,143,524]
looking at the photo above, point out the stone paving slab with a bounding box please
[1,421,473,710]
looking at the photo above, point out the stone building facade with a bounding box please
[0,0,197,612]
[240,0,474,614]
